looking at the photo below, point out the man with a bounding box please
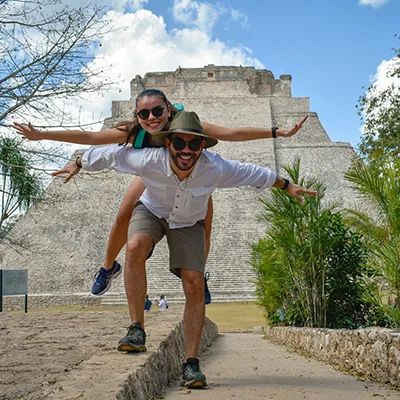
[144,294,152,311]
[55,111,317,388]
[158,295,168,311]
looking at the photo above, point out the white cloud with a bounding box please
[132,0,149,9]
[172,0,248,34]
[230,9,249,28]
[359,0,389,8]
[370,57,399,92]
[172,0,220,33]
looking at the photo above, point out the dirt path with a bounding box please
[161,333,400,400]
[0,309,185,400]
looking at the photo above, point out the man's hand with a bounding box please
[286,182,318,203]
[278,116,308,138]
[13,122,43,140]
[51,161,81,183]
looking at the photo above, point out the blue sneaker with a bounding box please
[204,272,211,305]
[91,261,122,295]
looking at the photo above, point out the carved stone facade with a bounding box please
[0,65,356,306]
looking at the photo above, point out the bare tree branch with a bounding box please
[0,0,119,125]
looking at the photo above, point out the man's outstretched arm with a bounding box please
[51,144,145,183]
[272,176,318,203]
[216,156,318,203]
[51,158,82,183]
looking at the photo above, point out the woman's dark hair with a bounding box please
[115,88,180,145]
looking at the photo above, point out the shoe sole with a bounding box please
[181,379,207,388]
[117,343,147,353]
[91,267,122,296]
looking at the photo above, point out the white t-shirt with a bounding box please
[159,298,168,311]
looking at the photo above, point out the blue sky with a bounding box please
[56,0,399,150]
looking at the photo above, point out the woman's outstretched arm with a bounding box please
[201,115,308,141]
[13,122,127,145]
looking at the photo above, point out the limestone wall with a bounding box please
[130,65,292,99]
[264,326,400,386]
[2,293,101,311]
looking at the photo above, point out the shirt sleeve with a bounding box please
[81,145,143,175]
[216,156,277,192]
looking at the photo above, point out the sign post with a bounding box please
[0,270,28,312]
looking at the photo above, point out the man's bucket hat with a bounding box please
[152,111,218,149]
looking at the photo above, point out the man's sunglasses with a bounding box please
[136,106,165,120]
[171,137,203,151]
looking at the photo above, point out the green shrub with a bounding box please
[252,160,373,328]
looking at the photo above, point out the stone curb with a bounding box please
[264,326,400,386]
[117,318,219,400]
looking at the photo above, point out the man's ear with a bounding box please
[165,137,171,148]
[201,140,206,150]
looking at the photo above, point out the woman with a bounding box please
[14,88,307,297]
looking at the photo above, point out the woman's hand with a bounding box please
[278,116,308,138]
[51,161,81,183]
[13,122,45,140]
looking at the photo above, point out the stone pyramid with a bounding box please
[0,65,356,308]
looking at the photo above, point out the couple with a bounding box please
[15,90,316,388]
[14,88,307,300]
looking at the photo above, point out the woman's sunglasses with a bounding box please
[171,137,203,151]
[136,106,165,120]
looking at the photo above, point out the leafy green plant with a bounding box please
[325,214,373,329]
[345,159,400,327]
[0,136,44,229]
[252,160,372,328]
[356,35,399,168]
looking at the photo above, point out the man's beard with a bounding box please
[170,150,201,171]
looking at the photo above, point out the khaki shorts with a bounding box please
[128,203,206,277]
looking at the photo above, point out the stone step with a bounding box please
[100,293,257,307]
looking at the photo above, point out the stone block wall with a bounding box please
[264,326,400,386]
[2,293,101,311]
[130,65,292,98]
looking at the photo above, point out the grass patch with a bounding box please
[205,302,266,333]
[15,302,267,333]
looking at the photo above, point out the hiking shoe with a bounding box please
[204,272,211,305]
[181,358,207,388]
[117,322,147,352]
[91,261,122,296]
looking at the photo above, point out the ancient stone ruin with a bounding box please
[0,65,357,308]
